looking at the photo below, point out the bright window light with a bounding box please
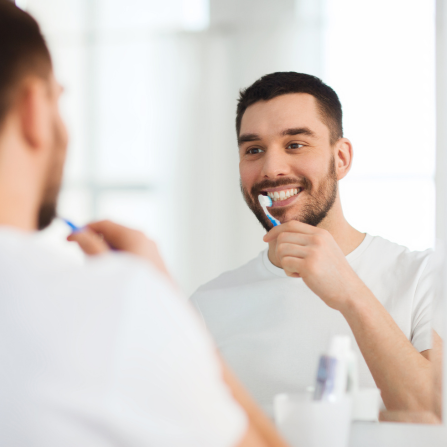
[324,0,436,251]
[181,0,209,31]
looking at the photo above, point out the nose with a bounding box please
[261,147,292,179]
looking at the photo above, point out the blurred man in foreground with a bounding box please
[0,2,288,445]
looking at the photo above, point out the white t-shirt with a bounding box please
[0,227,246,447]
[190,234,434,416]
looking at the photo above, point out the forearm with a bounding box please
[220,358,289,447]
[429,330,443,419]
[340,284,433,412]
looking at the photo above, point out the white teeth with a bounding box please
[266,188,301,202]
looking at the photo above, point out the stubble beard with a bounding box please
[241,156,338,232]
[37,121,66,231]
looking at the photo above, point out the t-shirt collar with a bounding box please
[262,249,289,278]
[262,233,373,278]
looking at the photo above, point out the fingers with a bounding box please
[272,233,317,277]
[275,232,313,247]
[67,229,110,255]
[86,220,159,260]
[86,220,143,252]
[76,220,174,284]
[263,220,319,242]
[276,242,308,260]
[282,256,304,278]
[276,242,309,277]
[85,220,170,277]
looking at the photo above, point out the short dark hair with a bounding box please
[236,72,343,145]
[0,0,52,128]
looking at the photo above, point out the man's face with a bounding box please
[239,93,338,231]
[37,74,68,230]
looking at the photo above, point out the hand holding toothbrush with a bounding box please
[67,220,172,281]
[263,221,366,312]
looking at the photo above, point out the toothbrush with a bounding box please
[60,217,83,232]
[258,194,280,227]
[60,217,117,251]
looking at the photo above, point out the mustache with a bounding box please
[250,177,311,197]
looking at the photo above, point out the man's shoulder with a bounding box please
[191,250,267,298]
[0,228,169,300]
[367,234,433,263]
[360,234,434,279]
[76,252,178,306]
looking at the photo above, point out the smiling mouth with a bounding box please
[262,187,302,202]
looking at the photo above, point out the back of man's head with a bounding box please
[0,0,52,129]
[236,72,343,145]
[0,1,67,231]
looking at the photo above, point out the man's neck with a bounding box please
[268,198,365,268]
[316,201,365,256]
[0,190,37,232]
[0,134,40,232]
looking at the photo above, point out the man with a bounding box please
[190,72,440,417]
[0,2,289,445]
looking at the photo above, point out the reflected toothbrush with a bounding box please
[258,194,280,227]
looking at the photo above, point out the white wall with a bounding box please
[325,0,436,252]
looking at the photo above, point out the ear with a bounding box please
[334,138,353,180]
[17,78,52,152]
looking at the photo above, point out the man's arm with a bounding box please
[341,285,434,412]
[220,357,289,447]
[379,330,442,423]
[264,221,438,413]
[427,330,443,420]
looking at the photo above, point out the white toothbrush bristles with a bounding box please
[258,194,280,227]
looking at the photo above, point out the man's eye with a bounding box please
[287,143,304,149]
[247,147,264,155]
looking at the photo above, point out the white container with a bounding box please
[274,393,352,447]
[352,388,381,422]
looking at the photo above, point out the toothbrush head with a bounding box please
[258,194,273,208]
[258,194,280,227]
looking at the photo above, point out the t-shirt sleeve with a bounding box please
[411,252,437,352]
[109,265,247,447]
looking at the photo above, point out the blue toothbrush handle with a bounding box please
[268,215,280,227]
[61,218,83,232]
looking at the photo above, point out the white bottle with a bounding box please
[328,336,358,401]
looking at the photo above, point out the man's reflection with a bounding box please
[190,72,440,419]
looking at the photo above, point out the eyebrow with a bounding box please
[238,127,316,146]
[238,133,260,146]
[281,127,316,138]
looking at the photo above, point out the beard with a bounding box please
[241,156,338,231]
[37,185,59,231]
[37,120,67,231]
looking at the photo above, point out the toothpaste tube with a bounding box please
[314,355,338,401]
